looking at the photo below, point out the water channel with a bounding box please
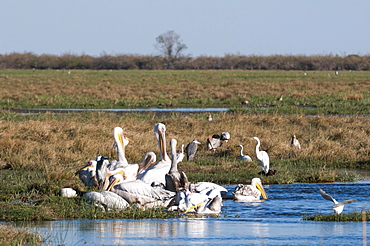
[14,180,369,245]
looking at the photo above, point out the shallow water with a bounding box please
[15,180,370,245]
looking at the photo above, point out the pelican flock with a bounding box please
[63,123,357,217]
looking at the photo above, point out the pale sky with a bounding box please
[1,0,369,57]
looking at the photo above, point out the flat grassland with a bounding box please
[0,69,369,223]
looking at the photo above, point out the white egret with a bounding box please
[233,178,268,202]
[236,145,253,162]
[250,137,270,175]
[319,188,357,214]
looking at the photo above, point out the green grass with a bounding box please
[303,210,370,222]
[1,70,370,113]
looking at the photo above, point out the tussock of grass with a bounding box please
[0,224,41,245]
[303,210,370,222]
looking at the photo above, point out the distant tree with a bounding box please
[155,30,187,69]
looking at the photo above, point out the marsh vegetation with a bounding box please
[0,70,369,237]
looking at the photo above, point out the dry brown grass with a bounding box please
[0,112,369,187]
[0,224,41,245]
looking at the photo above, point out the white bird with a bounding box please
[290,135,301,150]
[233,178,268,202]
[190,181,228,197]
[165,139,189,192]
[137,123,172,186]
[236,145,253,162]
[83,190,129,212]
[250,137,270,175]
[137,152,157,176]
[206,132,230,151]
[109,126,134,170]
[319,188,357,214]
[108,173,174,207]
[206,114,213,122]
[178,190,222,214]
[185,140,201,161]
[176,144,185,163]
[59,188,78,198]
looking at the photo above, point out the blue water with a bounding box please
[15,180,370,245]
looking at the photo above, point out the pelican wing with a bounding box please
[115,180,162,199]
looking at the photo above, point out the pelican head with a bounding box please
[154,123,168,161]
[251,178,268,199]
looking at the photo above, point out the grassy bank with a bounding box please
[0,69,369,224]
[0,111,368,222]
[1,70,370,114]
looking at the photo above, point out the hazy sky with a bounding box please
[1,1,369,57]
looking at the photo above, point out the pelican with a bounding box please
[236,145,253,162]
[109,126,133,170]
[165,139,189,192]
[250,137,269,175]
[178,190,222,214]
[233,178,268,202]
[59,188,78,198]
[190,181,228,197]
[137,123,171,186]
[75,160,98,189]
[83,190,130,212]
[319,188,357,214]
[185,140,201,161]
[290,135,301,150]
[206,132,230,151]
[107,173,175,207]
[137,152,157,176]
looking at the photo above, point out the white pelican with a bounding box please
[83,190,129,212]
[185,140,201,162]
[108,173,175,207]
[109,126,133,170]
[59,188,78,197]
[165,139,189,192]
[178,190,222,214]
[236,145,253,162]
[190,181,228,197]
[206,132,230,151]
[290,135,301,150]
[250,137,270,175]
[137,123,172,186]
[319,188,357,214]
[137,152,157,176]
[76,160,98,189]
[233,178,268,202]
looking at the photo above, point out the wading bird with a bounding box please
[319,188,357,214]
[233,178,268,202]
[290,135,301,150]
[83,190,130,212]
[236,145,252,162]
[137,123,171,186]
[250,137,270,175]
[185,140,201,161]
